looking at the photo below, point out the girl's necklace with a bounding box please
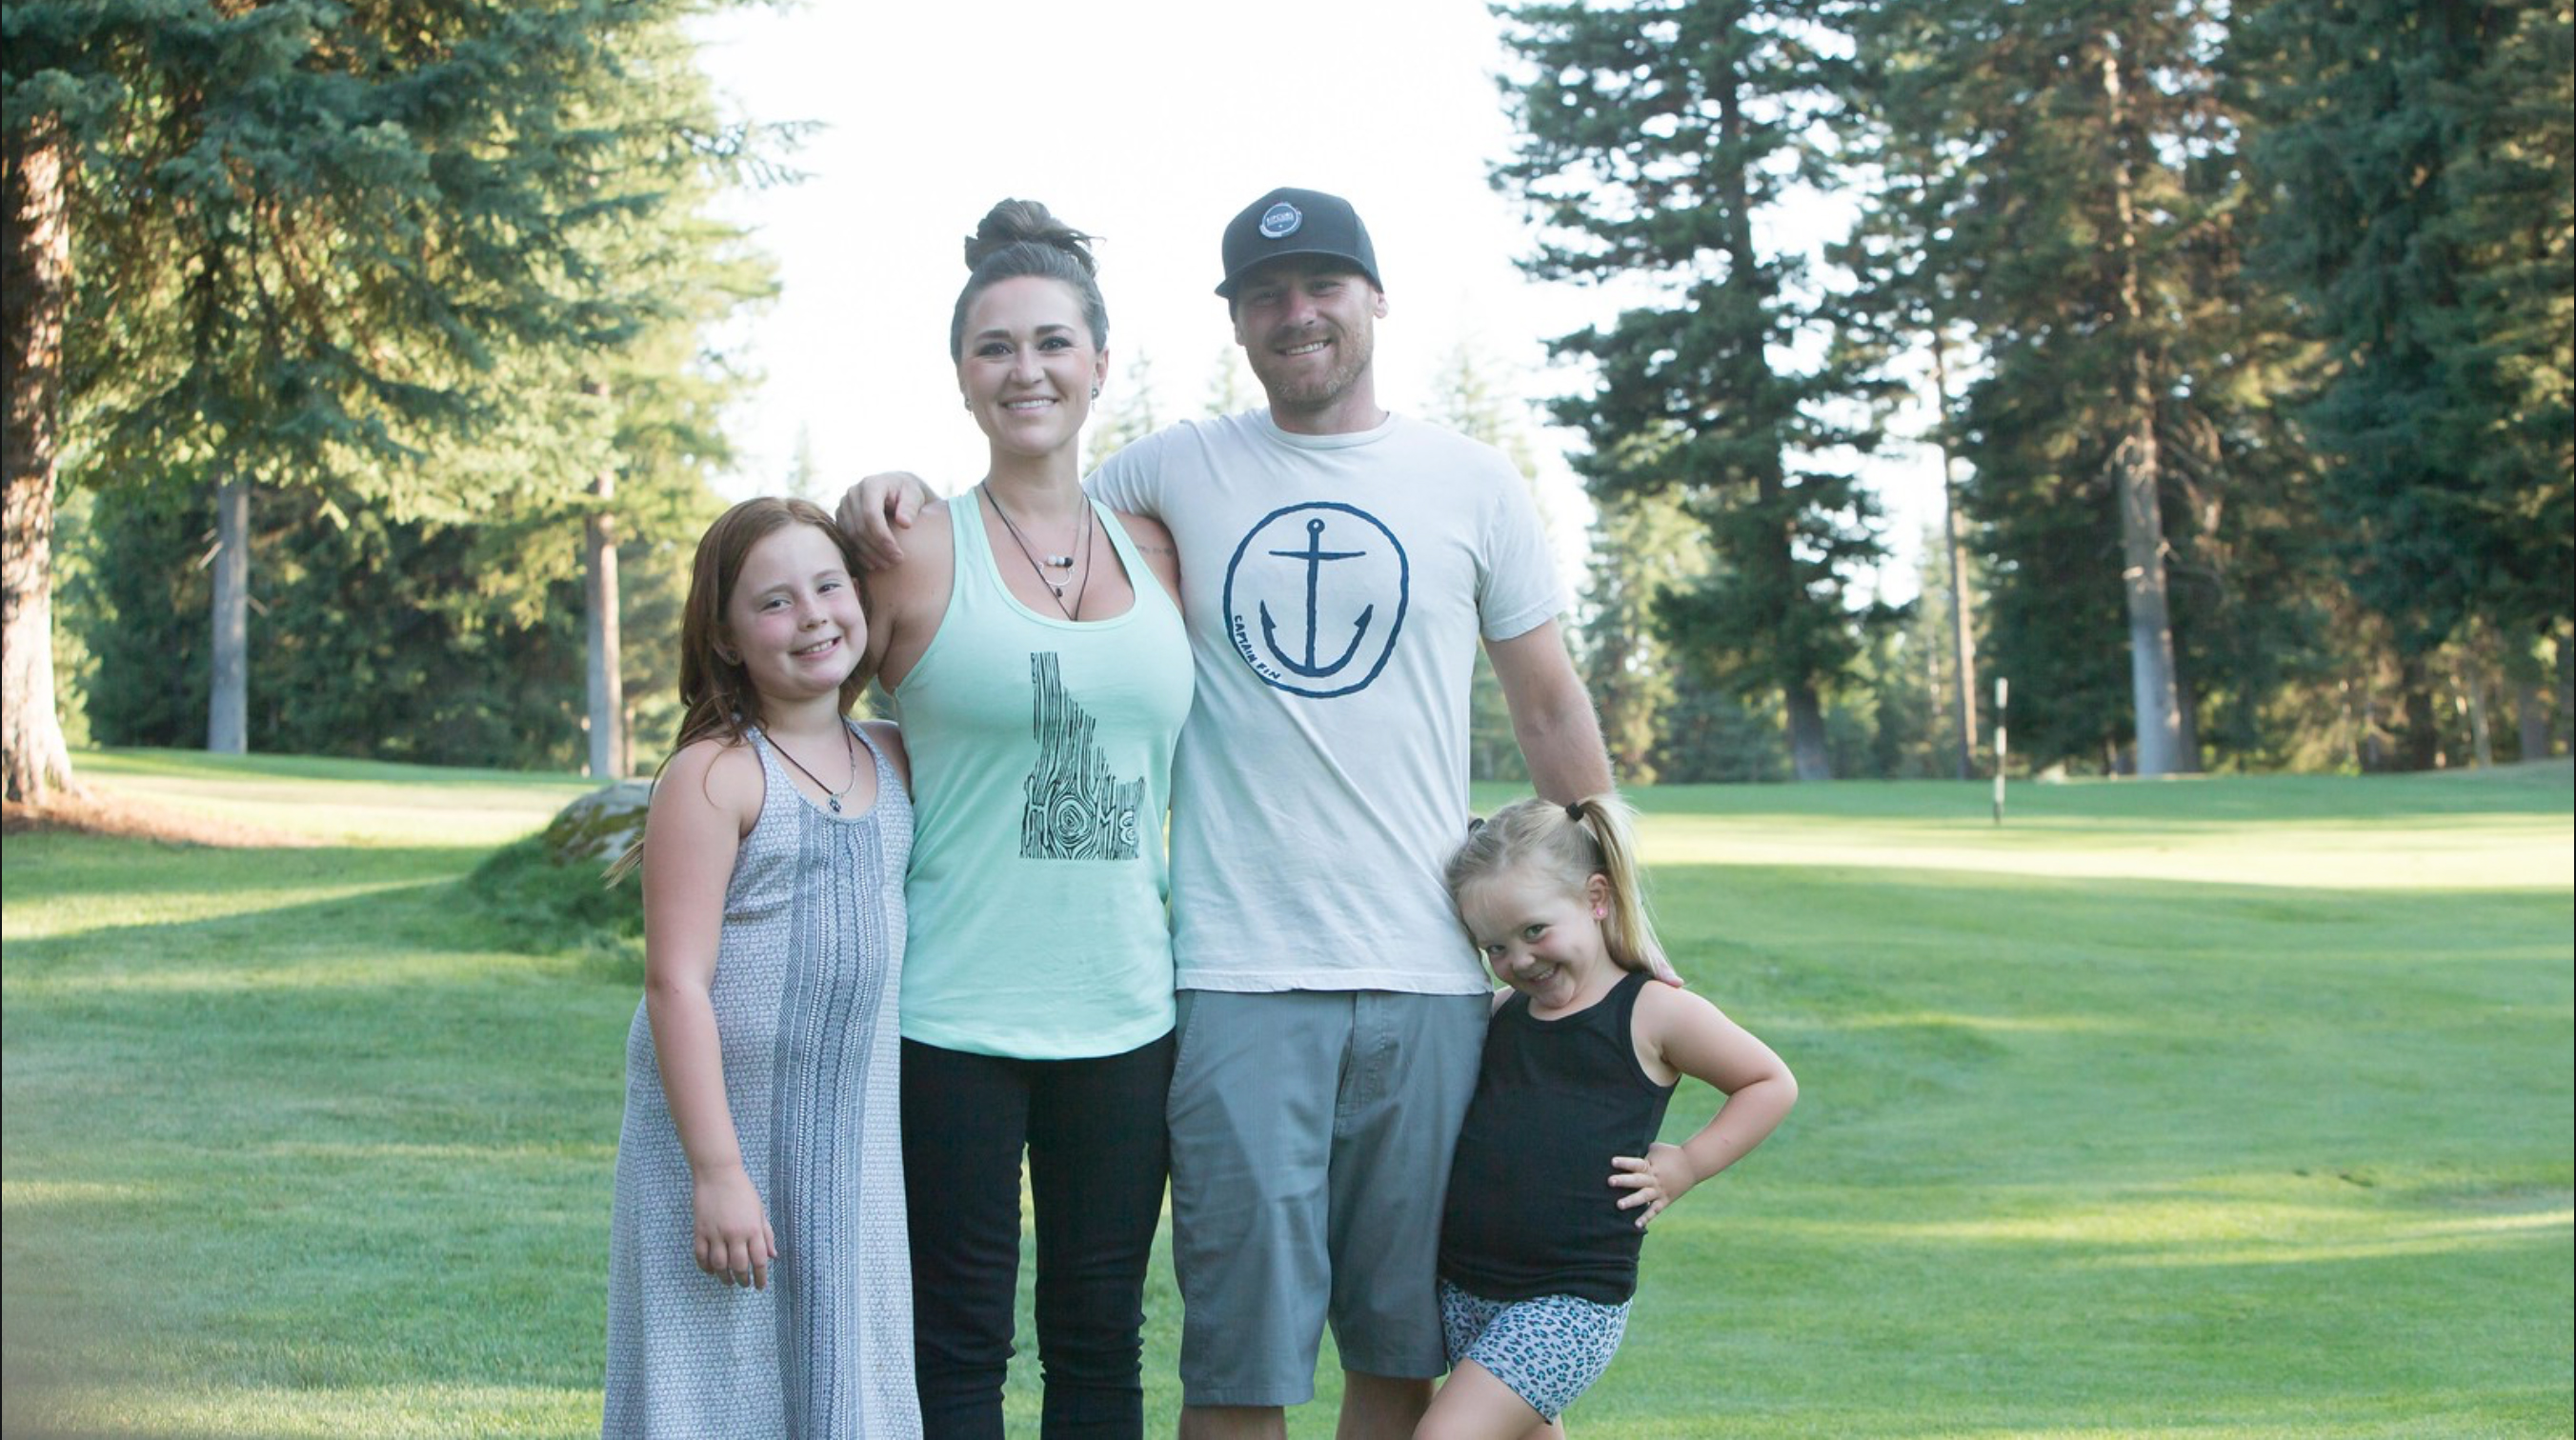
[981,482,1093,622]
[771,723,859,813]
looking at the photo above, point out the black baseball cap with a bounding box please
[1214,187,1382,298]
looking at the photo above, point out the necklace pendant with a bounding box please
[827,795,843,813]
[1043,554,1074,568]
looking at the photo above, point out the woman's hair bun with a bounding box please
[964,199,1097,276]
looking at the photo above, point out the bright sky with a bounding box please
[687,0,1942,600]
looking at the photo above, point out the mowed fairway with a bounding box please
[4,750,2568,1438]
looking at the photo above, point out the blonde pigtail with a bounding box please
[1567,793,1666,977]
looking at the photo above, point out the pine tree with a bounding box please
[1581,489,1710,783]
[1829,121,1985,779]
[2,54,80,801]
[2247,0,2574,763]
[1491,0,1887,781]
[1854,0,2289,775]
[3,0,773,792]
[2150,136,2338,770]
[557,21,775,778]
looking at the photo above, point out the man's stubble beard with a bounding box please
[1253,321,1376,418]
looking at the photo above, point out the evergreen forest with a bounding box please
[5,0,2569,797]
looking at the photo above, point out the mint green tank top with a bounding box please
[892,496,1194,1058]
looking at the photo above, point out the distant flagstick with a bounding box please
[1992,678,2010,827]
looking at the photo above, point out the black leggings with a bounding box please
[899,1032,1175,1440]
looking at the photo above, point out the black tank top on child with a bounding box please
[1439,970,1677,1306]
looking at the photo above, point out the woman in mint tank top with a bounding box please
[855,199,1193,1440]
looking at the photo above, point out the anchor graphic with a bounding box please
[1258,517,1377,679]
[1221,500,1410,698]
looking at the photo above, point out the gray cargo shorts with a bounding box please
[1166,988,1490,1409]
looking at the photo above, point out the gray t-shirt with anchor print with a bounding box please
[1089,407,1565,994]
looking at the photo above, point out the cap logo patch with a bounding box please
[1258,202,1303,240]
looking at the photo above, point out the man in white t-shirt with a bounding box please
[844,187,1618,1440]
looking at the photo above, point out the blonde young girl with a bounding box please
[1421,793,1798,1440]
[601,497,920,1439]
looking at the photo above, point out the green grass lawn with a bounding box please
[5,750,2568,1437]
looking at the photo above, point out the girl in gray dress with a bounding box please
[602,497,920,1439]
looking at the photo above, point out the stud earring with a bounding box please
[961,398,972,411]
[1594,905,1607,920]
[1090,386,1100,399]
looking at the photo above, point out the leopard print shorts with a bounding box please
[1438,1279,1631,1422]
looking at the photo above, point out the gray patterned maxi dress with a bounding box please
[603,725,919,1438]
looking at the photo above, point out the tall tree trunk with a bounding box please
[2515,677,2551,761]
[2360,681,2383,772]
[1929,331,1980,780]
[2560,620,2575,754]
[1771,472,1831,780]
[2103,41,2187,777]
[1785,678,1830,782]
[582,381,626,780]
[2508,624,2554,760]
[2174,654,2203,770]
[1715,57,1830,783]
[3,110,77,804]
[1593,625,1654,782]
[206,472,250,753]
[1922,601,1944,771]
[1600,643,1659,782]
[2398,653,2442,771]
[2455,650,2493,768]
